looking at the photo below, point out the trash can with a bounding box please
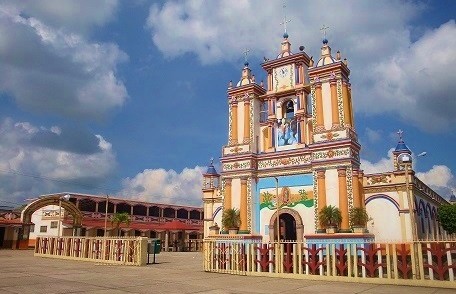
[147,238,161,264]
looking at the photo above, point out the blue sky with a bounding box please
[0,0,455,208]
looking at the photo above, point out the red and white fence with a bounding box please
[35,236,148,266]
[203,240,456,288]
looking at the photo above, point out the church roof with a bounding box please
[395,140,411,153]
[204,159,219,176]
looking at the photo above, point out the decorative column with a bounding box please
[165,231,169,251]
[95,202,99,213]
[267,122,273,149]
[342,82,352,127]
[224,179,232,210]
[231,102,238,144]
[243,98,250,143]
[315,82,324,130]
[358,170,365,208]
[338,168,349,231]
[352,169,360,208]
[240,178,248,232]
[317,169,327,230]
[330,79,340,128]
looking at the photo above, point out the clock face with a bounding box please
[274,64,295,92]
[279,67,288,78]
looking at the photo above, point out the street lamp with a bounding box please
[398,153,418,241]
[398,153,424,279]
[274,177,280,243]
[57,194,71,238]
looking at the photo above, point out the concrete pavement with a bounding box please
[0,250,454,294]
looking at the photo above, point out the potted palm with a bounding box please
[318,205,342,234]
[222,208,241,235]
[349,207,370,233]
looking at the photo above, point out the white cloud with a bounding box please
[416,165,455,191]
[146,1,455,133]
[120,167,205,206]
[2,0,119,34]
[360,148,395,174]
[364,20,456,132]
[0,3,128,120]
[0,118,117,205]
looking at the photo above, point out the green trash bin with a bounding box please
[153,239,161,254]
[148,239,161,264]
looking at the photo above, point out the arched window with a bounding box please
[283,100,295,119]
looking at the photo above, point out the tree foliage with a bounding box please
[437,204,456,234]
[111,212,131,236]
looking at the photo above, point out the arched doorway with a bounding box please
[268,208,304,242]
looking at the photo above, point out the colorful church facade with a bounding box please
[202,31,450,243]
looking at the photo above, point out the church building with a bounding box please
[202,28,450,243]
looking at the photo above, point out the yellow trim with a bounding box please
[338,168,349,230]
[342,83,351,127]
[330,81,339,127]
[240,178,248,231]
[243,100,250,143]
[315,84,324,128]
[231,103,238,144]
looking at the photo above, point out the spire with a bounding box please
[394,129,411,153]
[277,1,292,58]
[280,1,291,39]
[204,157,219,176]
[316,25,336,67]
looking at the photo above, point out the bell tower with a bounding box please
[307,29,363,232]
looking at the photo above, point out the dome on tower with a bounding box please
[236,62,255,87]
[449,193,456,203]
[394,140,411,153]
[204,158,219,176]
[316,39,336,67]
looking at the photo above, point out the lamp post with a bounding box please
[104,194,109,237]
[398,152,426,279]
[57,194,71,238]
[274,177,280,243]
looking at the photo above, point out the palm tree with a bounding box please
[111,212,131,236]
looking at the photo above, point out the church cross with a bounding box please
[280,2,291,33]
[243,48,250,63]
[320,25,329,38]
[397,129,404,141]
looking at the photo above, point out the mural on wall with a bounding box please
[260,186,313,210]
[277,117,298,146]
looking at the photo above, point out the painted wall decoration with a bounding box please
[260,186,313,210]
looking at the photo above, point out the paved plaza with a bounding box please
[0,250,454,294]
